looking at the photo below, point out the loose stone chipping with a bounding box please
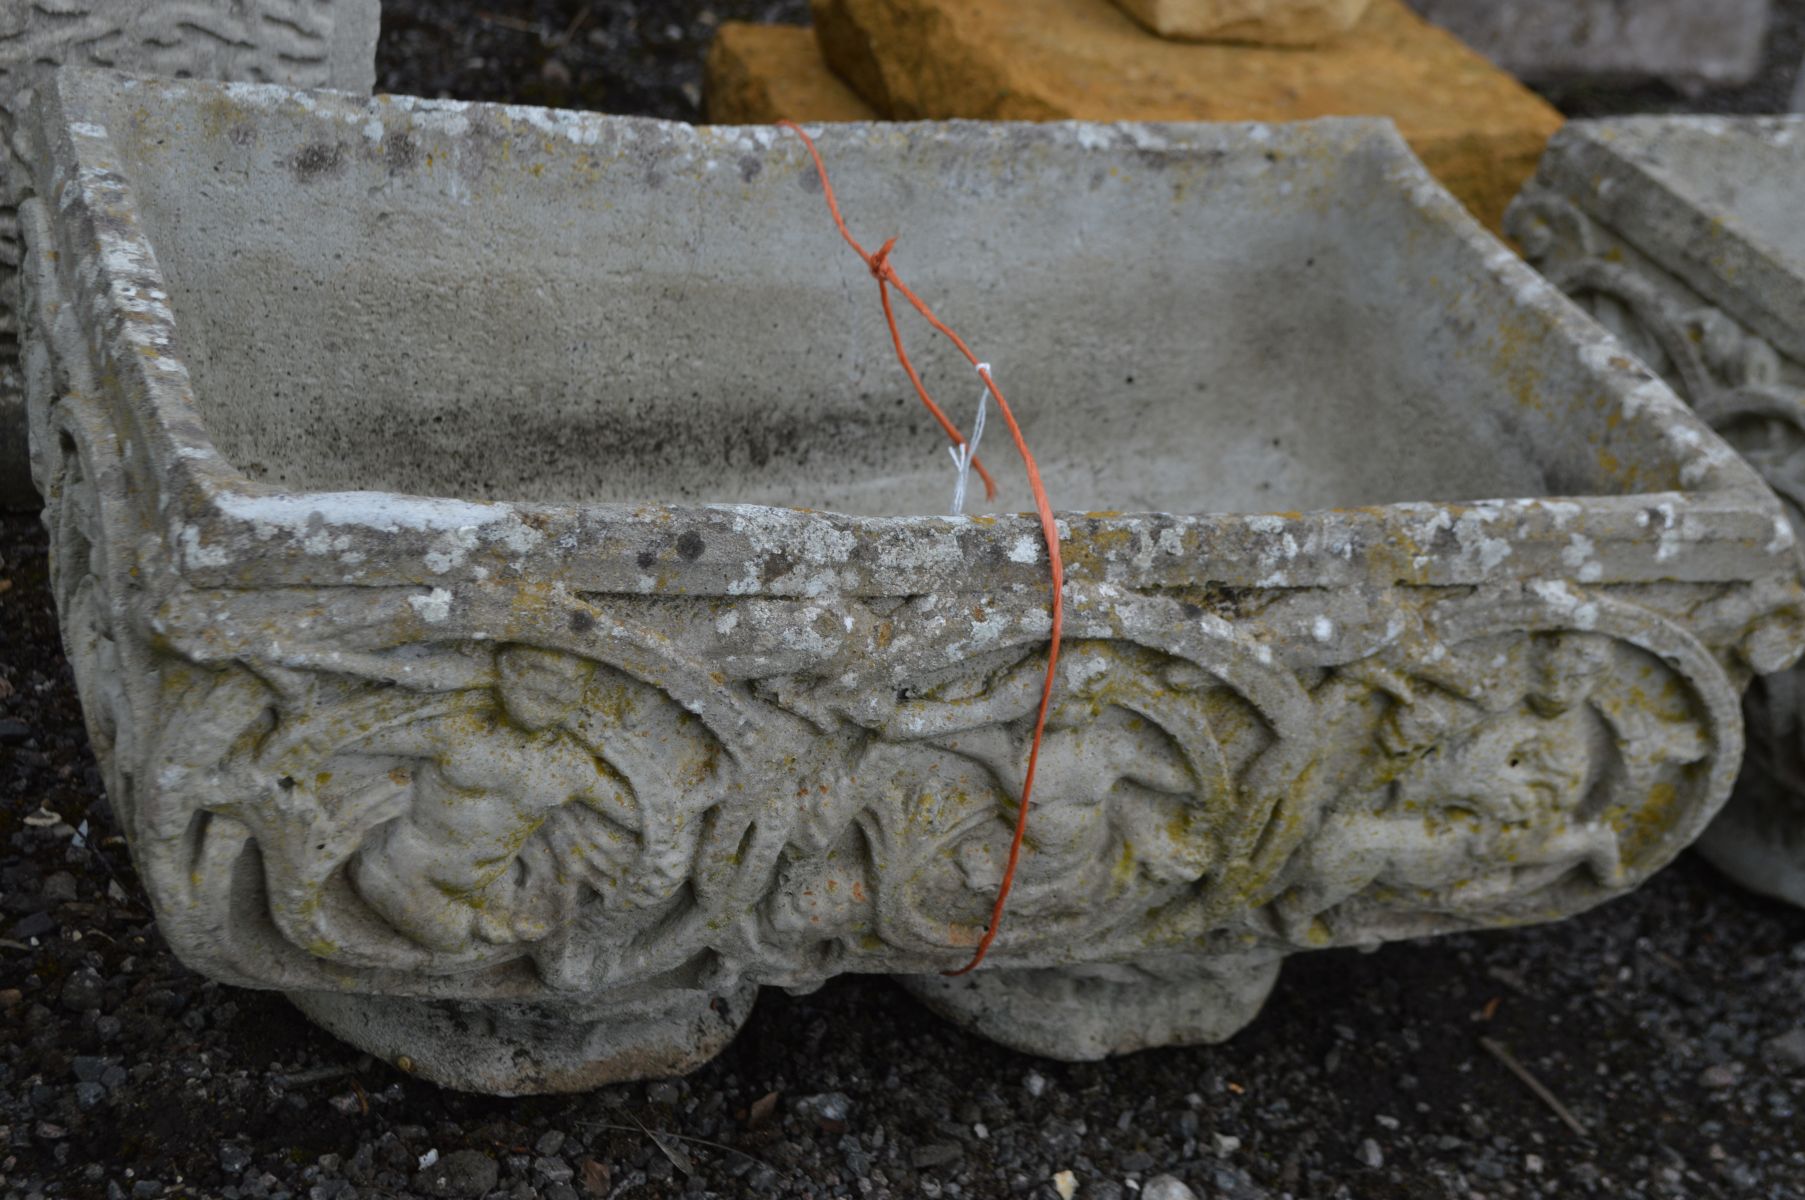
[0,0,381,508]
[1509,116,1805,913]
[19,69,1805,1092]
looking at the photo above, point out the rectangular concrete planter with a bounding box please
[1510,116,1805,913]
[0,0,382,509]
[20,69,1804,1092]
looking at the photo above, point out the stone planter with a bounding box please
[0,0,382,509]
[1510,117,1805,910]
[21,69,1804,1093]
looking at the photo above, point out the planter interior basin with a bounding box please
[49,80,1745,524]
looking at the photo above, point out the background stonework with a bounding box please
[1407,0,1773,92]
[0,0,380,507]
[1510,116,1805,921]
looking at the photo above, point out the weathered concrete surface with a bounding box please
[20,69,1804,1090]
[1510,116,1805,914]
[290,981,761,1096]
[809,0,1562,233]
[1409,0,1773,92]
[0,0,381,509]
[1109,0,1371,45]
[704,22,876,125]
[904,955,1282,1061]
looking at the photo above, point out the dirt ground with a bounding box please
[6,3,1805,1199]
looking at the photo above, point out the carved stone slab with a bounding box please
[1509,116,1805,913]
[1408,0,1773,92]
[20,69,1805,1092]
[0,0,382,508]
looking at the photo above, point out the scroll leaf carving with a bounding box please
[1513,192,1805,531]
[1273,588,1739,948]
[1512,188,1805,897]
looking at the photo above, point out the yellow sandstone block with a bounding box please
[704,22,878,125]
[810,0,1562,231]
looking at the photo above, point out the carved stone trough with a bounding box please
[21,69,1805,1093]
[1510,117,1805,910]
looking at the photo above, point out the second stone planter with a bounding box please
[19,69,1804,1091]
[1510,116,1805,910]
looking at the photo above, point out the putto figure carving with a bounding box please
[1279,594,1736,945]
[19,72,1804,1091]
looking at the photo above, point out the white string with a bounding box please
[948,362,992,516]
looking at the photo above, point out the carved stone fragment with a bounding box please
[0,0,382,508]
[21,70,1805,1091]
[1509,116,1805,911]
[1408,0,1772,92]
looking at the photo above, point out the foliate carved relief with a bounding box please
[1510,193,1805,531]
[43,427,1742,1005]
[1273,590,1737,948]
[1510,189,1805,893]
[126,586,1338,997]
[787,629,1318,967]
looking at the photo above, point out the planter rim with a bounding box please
[31,68,1796,599]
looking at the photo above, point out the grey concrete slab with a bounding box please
[1410,0,1772,92]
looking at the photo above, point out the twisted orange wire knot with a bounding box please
[776,120,1066,976]
[867,236,897,280]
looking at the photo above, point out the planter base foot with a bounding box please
[896,956,1281,1060]
[286,980,759,1095]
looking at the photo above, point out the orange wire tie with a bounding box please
[776,120,1066,976]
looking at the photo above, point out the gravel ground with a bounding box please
[6,4,1805,1199]
[375,1,813,121]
